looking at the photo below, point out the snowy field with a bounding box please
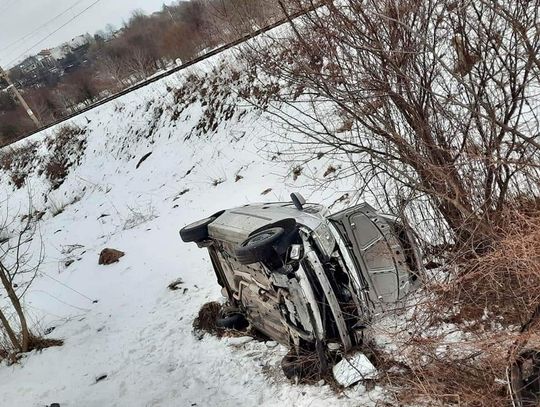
[0,52,383,406]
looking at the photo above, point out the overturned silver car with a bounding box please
[181,193,422,362]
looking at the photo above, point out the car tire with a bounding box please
[221,305,241,317]
[180,216,216,243]
[281,353,302,379]
[235,227,285,265]
[216,313,249,330]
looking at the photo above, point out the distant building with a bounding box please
[13,55,61,88]
[49,34,94,61]
[37,49,61,72]
[69,34,94,50]
[10,33,94,88]
[15,56,44,86]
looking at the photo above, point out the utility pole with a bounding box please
[164,5,178,25]
[0,65,42,129]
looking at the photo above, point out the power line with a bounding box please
[6,0,103,67]
[0,0,89,54]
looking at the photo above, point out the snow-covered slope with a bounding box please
[0,55,381,406]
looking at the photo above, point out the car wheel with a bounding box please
[235,227,285,265]
[180,216,217,243]
[281,352,320,380]
[216,313,249,330]
[281,353,304,379]
[221,305,241,317]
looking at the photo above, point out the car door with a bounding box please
[328,203,411,305]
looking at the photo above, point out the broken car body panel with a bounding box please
[328,203,418,305]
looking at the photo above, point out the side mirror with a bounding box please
[290,192,306,210]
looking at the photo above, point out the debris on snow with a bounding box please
[292,166,303,181]
[168,277,184,291]
[332,352,378,388]
[193,301,222,337]
[212,178,225,187]
[95,374,108,383]
[136,152,153,169]
[323,165,337,177]
[173,189,190,200]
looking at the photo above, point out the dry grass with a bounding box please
[377,204,540,406]
[450,207,540,325]
[193,301,222,335]
[27,334,64,352]
[281,347,343,389]
[0,333,63,366]
[44,124,87,189]
[0,141,39,189]
[0,125,86,190]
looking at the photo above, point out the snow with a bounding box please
[0,47,385,405]
[332,352,378,387]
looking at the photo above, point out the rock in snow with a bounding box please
[332,352,378,387]
[98,248,125,265]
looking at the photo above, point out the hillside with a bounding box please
[0,51,379,406]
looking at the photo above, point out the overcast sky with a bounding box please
[0,0,177,67]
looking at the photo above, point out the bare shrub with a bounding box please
[193,301,223,336]
[372,203,540,406]
[172,66,247,138]
[0,141,39,189]
[0,110,34,146]
[122,203,157,230]
[27,334,64,352]
[44,160,69,189]
[201,0,282,42]
[281,348,343,387]
[43,124,87,189]
[451,207,540,325]
[0,197,62,356]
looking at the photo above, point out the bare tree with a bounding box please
[240,0,540,249]
[124,47,156,80]
[96,55,129,88]
[26,88,63,124]
[0,196,43,353]
[200,0,282,42]
[58,68,102,109]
